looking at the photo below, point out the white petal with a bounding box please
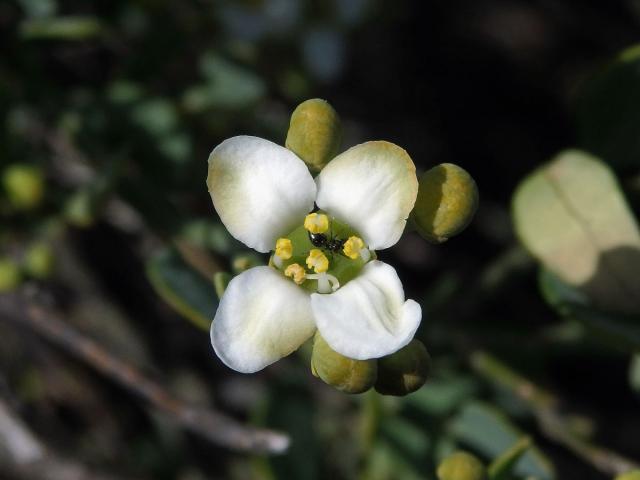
[315,141,418,250]
[211,266,315,373]
[311,260,421,360]
[207,136,316,253]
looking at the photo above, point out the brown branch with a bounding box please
[0,292,289,455]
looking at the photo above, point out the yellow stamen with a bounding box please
[304,213,329,234]
[284,263,306,284]
[306,249,329,273]
[343,236,365,260]
[275,238,293,260]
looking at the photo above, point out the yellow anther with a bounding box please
[343,236,366,260]
[275,238,293,260]
[284,263,306,285]
[306,249,329,273]
[304,213,329,234]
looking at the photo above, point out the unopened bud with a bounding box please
[23,243,55,280]
[0,258,22,292]
[412,163,478,243]
[437,451,487,480]
[375,339,431,396]
[285,98,341,172]
[2,164,45,211]
[311,332,377,394]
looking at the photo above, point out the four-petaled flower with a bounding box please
[207,135,422,373]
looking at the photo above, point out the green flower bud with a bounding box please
[23,243,55,280]
[616,471,640,480]
[437,451,487,480]
[374,339,431,396]
[411,163,478,244]
[2,164,45,211]
[0,258,22,292]
[311,332,377,394]
[285,98,341,172]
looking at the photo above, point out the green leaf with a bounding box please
[406,376,479,416]
[539,269,640,351]
[262,388,320,480]
[379,417,431,460]
[488,436,532,480]
[17,0,57,18]
[20,16,103,40]
[182,54,265,112]
[158,132,192,164]
[450,401,555,480]
[576,44,640,168]
[146,247,217,331]
[513,149,640,314]
[131,98,179,137]
[107,81,143,105]
[178,219,240,255]
[362,439,424,480]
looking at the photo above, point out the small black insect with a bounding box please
[326,238,346,252]
[308,232,345,252]
[309,232,328,248]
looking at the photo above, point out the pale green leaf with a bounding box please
[182,54,265,112]
[406,376,479,416]
[488,436,532,480]
[513,150,640,314]
[132,99,178,136]
[380,417,431,460]
[20,16,103,40]
[450,402,555,480]
[146,247,217,331]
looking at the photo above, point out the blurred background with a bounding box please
[1,0,640,479]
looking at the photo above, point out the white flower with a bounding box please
[207,135,422,373]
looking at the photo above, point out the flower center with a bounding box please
[270,211,374,293]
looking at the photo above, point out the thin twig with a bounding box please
[0,292,289,455]
[471,350,640,476]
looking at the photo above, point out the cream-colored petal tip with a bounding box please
[315,141,418,250]
[207,136,316,252]
[211,266,315,373]
[311,261,422,360]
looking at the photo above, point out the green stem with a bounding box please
[358,391,382,480]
